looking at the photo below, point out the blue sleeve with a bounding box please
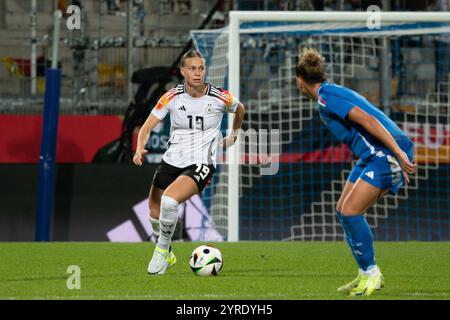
[320,93,355,121]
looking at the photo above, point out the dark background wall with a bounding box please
[2,163,449,242]
[0,164,157,241]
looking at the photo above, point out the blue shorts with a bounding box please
[347,148,414,195]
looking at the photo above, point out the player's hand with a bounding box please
[220,135,237,149]
[402,171,410,184]
[396,151,417,184]
[133,149,148,166]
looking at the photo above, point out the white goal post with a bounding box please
[226,11,450,242]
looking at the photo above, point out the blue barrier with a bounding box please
[35,68,61,241]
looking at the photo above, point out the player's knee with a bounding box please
[340,201,360,216]
[340,207,360,216]
[160,195,179,218]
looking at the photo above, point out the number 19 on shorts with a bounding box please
[195,164,210,180]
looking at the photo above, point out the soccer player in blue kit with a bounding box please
[295,48,417,296]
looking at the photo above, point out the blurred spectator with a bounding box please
[175,0,191,15]
[159,0,191,15]
[135,0,147,36]
[429,0,450,91]
[59,0,81,17]
[399,0,430,10]
[107,0,120,14]
[58,0,69,12]
[310,0,324,10]
[344,0,382,11]
[237,0,277,10]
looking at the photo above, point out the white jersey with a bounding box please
[151,83,240,168]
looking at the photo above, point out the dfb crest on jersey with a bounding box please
[205,104,214,114]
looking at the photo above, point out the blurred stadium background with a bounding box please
[1,0,449,243]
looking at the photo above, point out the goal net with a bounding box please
[191,12,450,241]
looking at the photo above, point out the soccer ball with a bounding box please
[189,245,223,276]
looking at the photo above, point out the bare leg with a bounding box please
[341,178,388,216]
[163,175,199,203]
[148,185,164,241]
[336,180,354,213]
[149,185,164,219]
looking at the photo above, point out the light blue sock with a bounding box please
[336,211,361,267]
[340,214,376,271]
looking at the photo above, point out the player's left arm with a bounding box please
[348,106,417,182]
[222,102,245,149]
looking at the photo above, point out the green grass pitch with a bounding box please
[1,241,449,300]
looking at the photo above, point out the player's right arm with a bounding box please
[133,113,162,166]
[347,106,417,182]
[133,90,173,166]
[322,90,417,182]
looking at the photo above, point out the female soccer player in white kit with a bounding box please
[133,50,245,275]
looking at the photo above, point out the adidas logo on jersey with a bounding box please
[178,105,186,111]
[365,171,374,179]
[194,175,201,182]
